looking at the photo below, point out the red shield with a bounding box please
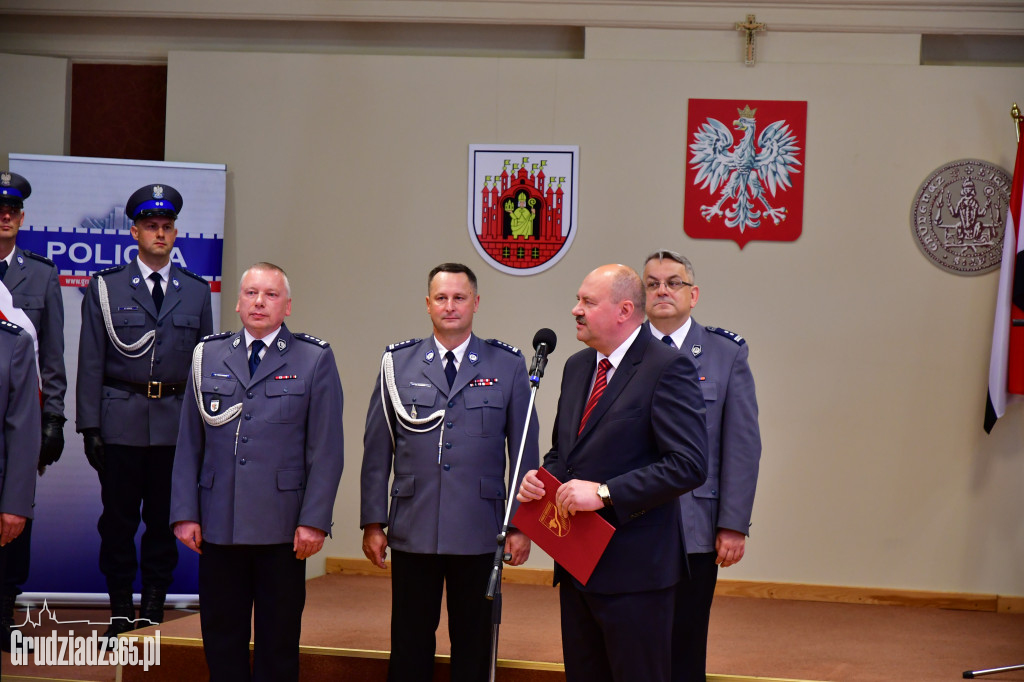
[684,99,807,249]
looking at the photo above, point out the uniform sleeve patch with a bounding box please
[485,338,522,356]
[386,338,420,352]
[201,330,235,342]
[23,250,56,267]
[295,333,330,347]
[705,326,746,345]
[0,320,23,335]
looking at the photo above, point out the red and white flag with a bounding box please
[0,278,40,384]
[985,132,1024,433]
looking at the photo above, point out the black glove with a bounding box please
[82,428,105,475]
[39,412,67,470]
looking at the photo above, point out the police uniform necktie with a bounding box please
[249,339,265,377]
[444,351,457,388]
[149,272,164,312]
[579,358,612,434]
[0,260,8,280]
[662,335,675,348]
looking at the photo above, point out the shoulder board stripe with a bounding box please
[295,333,329,347]
[386,338,420,352]
[176,266,208,284]
[705,326,746,345]
[0,320,23,335]
[201,331,235,342]
[92,264,126,278]
[485,338,522,356]
[22,250,56,267]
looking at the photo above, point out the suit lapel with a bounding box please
[681,318,704,373]
[3,249,27,292]
[421,338,450,397]
[250,324,291,385]
[576,326,650,441]
[128,260,159,320]
[223,332,252,388]
[449,335,481,396]
[156,266,184,321]
[564,351,596,450]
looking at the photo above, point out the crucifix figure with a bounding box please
[735,14,766,66]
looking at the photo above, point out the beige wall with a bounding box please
[0,52,68,164]
[161,37,1024,596]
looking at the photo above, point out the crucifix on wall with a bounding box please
[735,14,766,66]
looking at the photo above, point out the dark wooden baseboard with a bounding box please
[325,557,1023,613]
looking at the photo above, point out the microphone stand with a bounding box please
[485,346,549,682]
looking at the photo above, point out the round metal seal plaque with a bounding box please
[910,159,1012,275]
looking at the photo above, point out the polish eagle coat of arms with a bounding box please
[684,99,808,248]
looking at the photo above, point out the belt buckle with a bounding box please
[147,381,162,399]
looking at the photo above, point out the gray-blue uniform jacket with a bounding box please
[169,325,345,545]
[0,320,42,518]
[4,247,65,416]
[360,334,539,556]
[673,319,760,553]
[76,259,213,446]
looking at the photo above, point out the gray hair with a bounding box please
[643,249,695,282]
[239,261,291,298]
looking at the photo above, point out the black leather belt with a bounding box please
[103,377,187,399]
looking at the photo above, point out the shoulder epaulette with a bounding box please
[705,326,746,346]
[386,338,420,352]
[201,331,235,342]
[92,264,126,278]
[0,319,23,335]
[22,250,55,267]
[485,338,522,356]
[295,333,329,348]
[175,266,208,284]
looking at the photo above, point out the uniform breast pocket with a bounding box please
[201,376,238,414]
[397,385,438,416]
[464,387,505,437]
[12,294,43,311]
[173,314,202,351]
[113,312,148,344]
[266,379,307,423]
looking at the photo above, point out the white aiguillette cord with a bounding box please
[379,350,446,459]
[191,342,243,427]
[97,275,156,358]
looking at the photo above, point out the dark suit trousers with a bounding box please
[559,580,675,682]
[2,519,31,596]
[98,444,177,590]
[199,542,306,682]
[671,552,719,682]
[388,550,492,682]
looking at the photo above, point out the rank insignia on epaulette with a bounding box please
[706,326,746,345]
[201,331,234,342]
[691,344,702,357]
[468,352,479,364]
[386,338,419,352]
[485,339,521,356]
[0,320,22,335]
[295,333,328,347]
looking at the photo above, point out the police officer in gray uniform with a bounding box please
[171,262,344,682]
[361,262,539,682]
[0,319,42,651]
[76,184,212,641]
[0,171,66,650]
[642,250,761,682]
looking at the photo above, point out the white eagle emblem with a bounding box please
[689,105,802,233]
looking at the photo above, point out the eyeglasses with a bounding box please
[645,278,693,292]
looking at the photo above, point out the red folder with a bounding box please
[511,467,615,585]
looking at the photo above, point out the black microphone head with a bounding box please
[533,328,557,354]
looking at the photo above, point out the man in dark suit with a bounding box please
[643,250,761,682]
[517,263,707,682]
[76,184,213,639]
[361,262,538,682]
[0,171,66,651]
[171,262,344,682]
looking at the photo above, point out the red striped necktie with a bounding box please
[578,358,612,434]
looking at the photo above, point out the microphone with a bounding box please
[529,328,557,383]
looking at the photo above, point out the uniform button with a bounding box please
[567,467,574,475]
[154,357,161,364]
[241,436,248,443]
[244,413,251,420]
[448,401,455,408]
[213,385,220,391]
[443,463,451,471]
[240,458,247,465]
[156,339,162,345]
[483,399,489,404]
[247,392,254,399]
[444,442,452,449]
[446,422,453,429]
[711,489,718,496]
[283,388,289,394]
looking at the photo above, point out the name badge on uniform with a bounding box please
[210,399,220,413]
